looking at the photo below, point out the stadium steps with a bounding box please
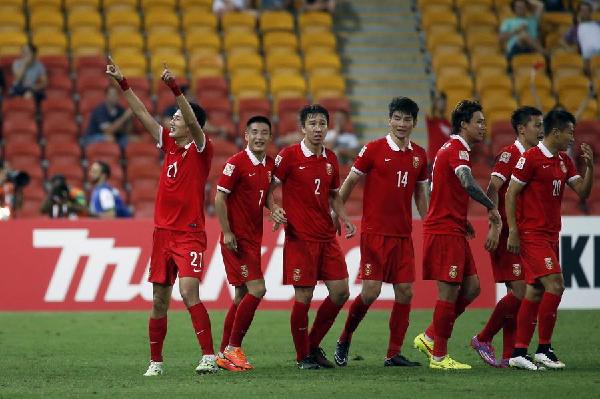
[334,0,430,145]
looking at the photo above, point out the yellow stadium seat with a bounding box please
[560,93,598,119]
[108,34,144,53]
[432,53,469,75]
[106,11,141,33]
[541,12,572,30]
[231,72,267,97]
[0,32,28,56]
[221,11,256,33]
[260,10,294,33]
[465,31,499,51]
[190,53,224,78]
[71,30,105,57]
[64,0,99,11]
[511,53,545,76]
[32,31,67,55]
[112,50,147,77]
[28,0,61,10]
[514,73,552,97]
[590,55,600,78]
[0,0,23,6]
[186,31,221,54]
[304,52,341,75]
[180,0,213,9]
[417,0,453,9]
[471,52,507,74]
[263,31,298,54]
[460,11,498,33]
[67,10,102,32]
[483,95,517,114]
[421,11,457,33]
[445,89,475,109]
[271,73,307,99]
[266,52,303,75]
[151,54,186,77]
[147,33,183,53]
[477,77,513,99]
[224,31,259,54]
[145,12,180,33]
[0,13,25,33]
[519,91,556,112]
[554,74,590,94]
[103,0,137,10]
[299,11,332,33]
[436,71,474,93]
[30,10,64,33]
[141,0,176,7]
[227,52,264,75]
[427,32,464,54]
[309,74,345,99]
[300,31,336,54]
[551,52,584,77]
[182,11,218,33]
[456,0,493,11]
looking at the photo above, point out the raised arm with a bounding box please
[105,57,161,142]
[568,143,594,199]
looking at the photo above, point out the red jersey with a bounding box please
[426,116,452,163]
[490,140,527,235]
[273,140,340,241]
[352,135,428,236]
[511,142,580,241]
[423,135,472,236]
[155,127,213,232]
[217,147,275,243]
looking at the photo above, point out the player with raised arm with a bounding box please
[268,104,356,369]
[470,106,543,368]
[412,100,501,370]
[106,59,218,376]
[332,97,428,368]
[214,116,275,372]
[506,109,593,370]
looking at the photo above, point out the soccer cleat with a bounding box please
[497,358,510,368]
[534,348,565,369]
[334,340,350,367]
[143,361,164,376]
[509,355,545,371]
[429,355,472,370]
[310,347,335,368]
[470,335,498,367]
[224,347,253,370]
[413,333,434,359]
[297,355,320,370]
[195,355,219,374]
[216,356,244,372]
[384,354,421,367]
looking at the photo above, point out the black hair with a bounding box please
[510,106,543,134]
[26,43,37,55]
[189,102,207,128]
[543,109,576,136]
[510,0,526,12]
[95,160,111,179]
[246,115,272,131]
[451,99,483,134]
[299,104,329,127]
[388,96,419,120]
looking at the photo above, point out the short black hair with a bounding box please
[189,102,207,128]
[510,0,526,12]
[299,104,329,127]
[451,99,483,134]
[95,161,111,179]
[543,109,576,136]
[388,96,419,120]
[246,115,272,131]
[511,106,543,134]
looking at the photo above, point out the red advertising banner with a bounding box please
[0,218,497,311]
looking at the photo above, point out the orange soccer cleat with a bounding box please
[216,356,244,372]
[224,347,253,370]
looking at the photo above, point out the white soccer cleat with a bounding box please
[143,361,164,376]
[509,355,545,371]
[195,355,218,374]
[534,350,565,369]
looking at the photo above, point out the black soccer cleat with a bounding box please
[310,347,335,368]
[297,355,320,370]
[334,340,350,367]
[384,354,422,367]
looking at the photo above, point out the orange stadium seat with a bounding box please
[147,33,183,54]
[518,90,556,111]
[150,54,186,77]
[186,31,222,56]
[111,51,147,77]
[476,73,513,98]
[260,10,295,33]
[221,11,256,33]
[190,52,224,79]
[470,52,507,75]
[554,74,590,94]
[29,10,63,33]
[86,142,121,164]
[465,31,501,54]
[436,71,473,93]
[238,98,271,118]
[42,115,79,141]
[299,11,333,33]
[514,72,552,96]
[263,32,298,54]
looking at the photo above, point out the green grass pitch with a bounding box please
[1,309,599,398]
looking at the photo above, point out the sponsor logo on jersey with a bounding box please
[512,263,522,276]
[515,157,526,169]
[449,265,458,279]
[326,163,333,175]
[240,265,249,278]
[293,268,301,282]
[499,152,511,163]
[223,163,235,176]
[364,263,372,276]
[544,257,553,270]
[459,151,469,161]
[413,156,420,168]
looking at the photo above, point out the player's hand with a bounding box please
[331,211,341,236]
[161,63,175,83]
[485,222,501,252]
[465,220,475,240]
[580,143,594,169]
[105,56,123,81]
[507,229,520,254]
[270,205,287,232]
[343,219,356,239]
[223,231,237,252]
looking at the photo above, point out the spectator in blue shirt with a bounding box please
[88,161,131,218]
[85,85,133,148]
[499,0,546,60]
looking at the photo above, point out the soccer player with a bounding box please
[268,104,356,369]
[506,109,593,370]
[332,97,428,367]
[470,106,543,368]
[413,100,501,370]
[214,116,275,371]
[106,59,218,376]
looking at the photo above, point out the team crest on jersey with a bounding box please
[459,151,469,161]
[512,263,522,276]
[413,156,420,168]
[275,155,282,166]
[544,257,553,270]
[449,265,458,279]
[223,163,235,176]
[326,163,333,175]
[364,263,372,276]
[560,160,567,173]
[293,268,301,282]
[240,265,249,278]
[515,157,526,169]
[358,145,367,157]
[499,152,511,163]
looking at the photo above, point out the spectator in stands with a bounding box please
[425,90,452,164]
[85,85,133,149]
[213,0,248,16]
[563,1,600,74]
[303,0,336,13]
[260,0,294,11]
[0,161,15,221]
[88,161,131,218]
[499,0,546,61]
[543,0,565,11]
[40,174,87,219]
[324,110,359,165]
[9,44,47,103]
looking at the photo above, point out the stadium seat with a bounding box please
[238,98,271,119]
[42,115,79,141]
[263,32,298,54]
[111,51,147,77]
[224,32,260,55]
[2,98,36,118]
[145,11,180,34]
[221,11,256,33]
[125,141,160,162]
[304,52,341,76]
[554,74,590,94]
[194,76,229,99]
[0,13,26,33]
[511,53,545,77]
[70,31,105,57]
[227,52,264,75]
[421,11,458,33]
[427,32,464,55]
[277,113,300,136]
[85,142,121,164]
[147,33,183,54]
[308,74,345,99]
[45,141,81,164]
[141,0,176,8]
[64,0,99,11]
[47,161,85,187]
[29,10,64,33]
[179,0,213,9]
[127,162,162,181]
[260,10,294,33]
[32,31,67,55]
[76,70,110,93]
[105,10,141,33]
[277,97,309,117]
[230,72,267,98]
[2,118,38,140]
[67,9,102,32]
[41,98,76,119]
[186,31,222,55]
[182,11,217,33]
[460,11,498,33]
[4,142,42,161]
[270,74,307,101]
[318,97,351,114]
[432,53,469,76]
[39,55,70,77]
[300,31,337,54]
[150,54,186,77]
[476,73,512,98]
[104,0,137,11]
[299,11,333,33]
[202,97,233,121]
[436,71,473,94]
[0,32,27,56]
[514,72,552,97]
[266,52,302,76]
[551,52,584,77]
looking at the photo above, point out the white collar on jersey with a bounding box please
[386,134,413,152]
[301,138,326,157]
[450,134,471,151]
[514,139,526,154]
[245,146,266,166]
[537,141,554,158]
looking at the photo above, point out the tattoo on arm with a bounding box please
[456,167,495,210]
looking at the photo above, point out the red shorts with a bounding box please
[422,234,477,282]
[221,238,263,286]
[283,238,348,286]
[489,233,524,282]
[520,238,561,284]
[149,228,207,285]
[359,234,415,284]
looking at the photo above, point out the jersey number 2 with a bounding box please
[314,178,321,194]
[552,180,561,197]
[190,251,203,272]
[167,161,178,178]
